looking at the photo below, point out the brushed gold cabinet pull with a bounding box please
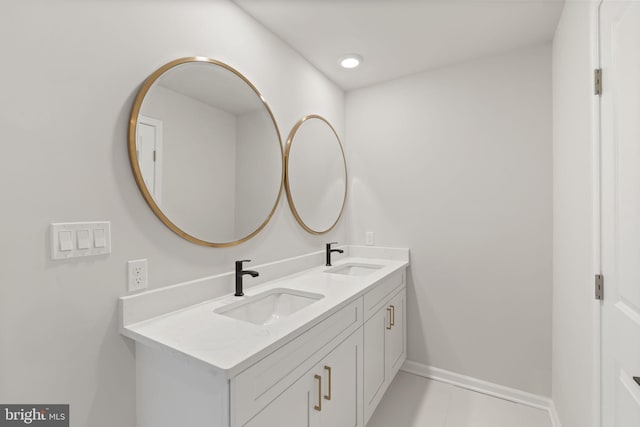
[314,374,322,411]
[386,307,392,330]
[390,304,395,326]
[324,366,332,400]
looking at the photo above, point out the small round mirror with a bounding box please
[128,57,283,247]
[285,115,347,234]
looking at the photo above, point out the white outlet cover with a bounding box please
[128,259,148,292]
[366,232,375,246]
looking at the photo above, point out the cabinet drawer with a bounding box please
[232,297,363,426]
[363,270,404,321]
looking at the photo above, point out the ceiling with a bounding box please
[158,62,263,115]
[233,0,565,91]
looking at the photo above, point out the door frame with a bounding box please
[593,2,602,427]
[136,115,164,205]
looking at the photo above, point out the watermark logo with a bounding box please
[0,405,68,426]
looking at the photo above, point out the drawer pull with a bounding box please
[387,307,393,330]
[390,304,395,326]
[314,374,322,411]
[324,366,332,400]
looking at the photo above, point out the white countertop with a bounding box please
[121,256,408,378]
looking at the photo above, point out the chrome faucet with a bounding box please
[235,259,259,296]
[325,242,344,266]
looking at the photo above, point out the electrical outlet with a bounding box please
[366,232,375,246]
[128,259,148,292]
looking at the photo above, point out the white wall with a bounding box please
[0,1,344,426]
[142,85,237,242]
[346,44,553,396]
[551,2,598,426]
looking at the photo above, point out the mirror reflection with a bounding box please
[129,57,283,247]
[285,115,347,234]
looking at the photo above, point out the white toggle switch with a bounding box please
[59,231,73,251]
[94,229,106,248]
[77,229,90,249]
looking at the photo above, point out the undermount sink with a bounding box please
[214,288,324,326]
[325,263,383,276]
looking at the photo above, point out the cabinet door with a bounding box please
[385,288,406,379]
[319,329,363,427]
[244,329,363,427]
[363,287,407,424]
[243,373,319,427]
[363,307,387,424]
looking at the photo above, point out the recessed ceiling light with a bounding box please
[339,54,363,69]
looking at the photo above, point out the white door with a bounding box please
[136,115,163,204]
[600,1,640,425]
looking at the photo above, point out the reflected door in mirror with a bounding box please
[128,57,283,247]
[136,116,163,203]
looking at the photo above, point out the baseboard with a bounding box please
[549,400,562,427]
[401,360,561,427]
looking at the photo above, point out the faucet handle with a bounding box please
[327,242,339,247]
[237,259,251,263]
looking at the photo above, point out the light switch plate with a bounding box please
[50,222,111,260]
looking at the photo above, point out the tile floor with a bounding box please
[367,371,553,427]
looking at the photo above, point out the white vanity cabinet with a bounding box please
[363,273,407,424]
[241,370,313,427]
[126,255,408,427]
[243,329,363,427]
[231,298,363,427]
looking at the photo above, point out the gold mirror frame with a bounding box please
[284,115,347,235]
[128,57,284,247]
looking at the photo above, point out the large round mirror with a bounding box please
[128,57,283,247]
[285,115,347,234]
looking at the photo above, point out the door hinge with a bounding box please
[594,69,602,95]
[153,150,156,162]
[595,274,604,300]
